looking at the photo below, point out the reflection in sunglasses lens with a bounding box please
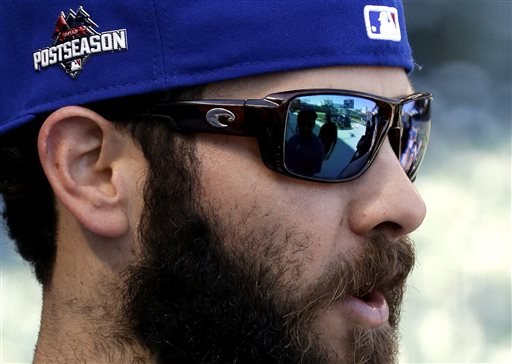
[284,95,379,180]
[284,94,431,181]
[400,98,431,178]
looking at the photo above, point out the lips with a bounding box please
[341,290,390,328]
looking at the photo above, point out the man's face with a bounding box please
[123,66,425,363]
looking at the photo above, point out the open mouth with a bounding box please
[342,289,390,328]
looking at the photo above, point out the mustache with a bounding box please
[282,232,416,327]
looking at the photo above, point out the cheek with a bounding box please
[195,135,353,286]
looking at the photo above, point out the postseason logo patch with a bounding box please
[33,6,128,79]
[364,5,401,42]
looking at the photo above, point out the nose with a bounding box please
[346,139,427,239]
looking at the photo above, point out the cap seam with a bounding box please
[150,0,166,80]
[162,3,177,88]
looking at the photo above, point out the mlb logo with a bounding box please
[364,5,402,42]
[70,59,83,72]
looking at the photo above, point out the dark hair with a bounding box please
[0,88,201,285]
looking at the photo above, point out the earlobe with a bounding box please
[38,106,132,238]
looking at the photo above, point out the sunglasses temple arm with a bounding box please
[138,101,256,136]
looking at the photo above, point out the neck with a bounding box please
[33,273,152,363]
[32,212,151,363]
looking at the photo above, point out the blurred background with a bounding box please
[401,1,511,362]
[1,1,511,363]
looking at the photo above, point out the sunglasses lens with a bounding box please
[399,97,431,179]
[284,94,432,181]
[284,95,383,181]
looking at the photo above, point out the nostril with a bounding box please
[374,221,403,239]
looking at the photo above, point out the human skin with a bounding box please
[34,65,425,362]
[195,66,426,357]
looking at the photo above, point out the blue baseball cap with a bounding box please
[0,1,413,135]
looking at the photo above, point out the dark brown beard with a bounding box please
[353,325,399,364]
[120,134,416,363]
[301,231,416,329]
[262,231,415,363]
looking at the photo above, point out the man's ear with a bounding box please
[38,106,140,238]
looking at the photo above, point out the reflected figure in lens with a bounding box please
[318,113,338,160]
[286,109,325,176]
[338,112,378,178]
[400,123,419,172]
[353,112,377,160]
[400,99,428,172]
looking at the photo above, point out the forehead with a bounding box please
[201,66,413,100]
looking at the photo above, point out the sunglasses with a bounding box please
[142,89,432,183]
